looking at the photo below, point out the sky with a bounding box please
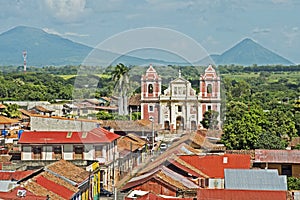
[0,0,299,64]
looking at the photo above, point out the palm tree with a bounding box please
[111,63,130,115]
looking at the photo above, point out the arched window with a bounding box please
[207,84,212,94]
[148,84,153,94]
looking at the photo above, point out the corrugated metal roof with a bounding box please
[255,149,300,163]
[197,189,287,200]
[224,169,287,191]
[18,127,120,144]
[0,180,17,192]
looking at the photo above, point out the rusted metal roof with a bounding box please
[255,149,300,163]
[197,189,287,200]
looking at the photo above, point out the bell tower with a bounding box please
[141,65,161,123]
[199,65,221,124]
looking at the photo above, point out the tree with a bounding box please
[96,111,114,120]
[3,103,21,118]
[221,102,264,150]
[111,63,130,115]
[254,132,287,149]
[200,110,219,129]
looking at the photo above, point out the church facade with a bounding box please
[140,64,221,131]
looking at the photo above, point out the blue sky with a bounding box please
[0,0,299,63]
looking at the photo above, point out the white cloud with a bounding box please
[43,28,88,37]
[252,27,271,34]
[44,0,87,22]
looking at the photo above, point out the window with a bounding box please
[177,105,182,112]
[208,105,212,111]
[207,84,212,94]
[66,132,72,138]
[148,84,153,94]
[149,105,154,112]
[282,165,292,176]
[53,146,61,154]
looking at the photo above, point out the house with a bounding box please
[117,133,148,180]
[254,149,300,177]
[122,166,200,198]
[0,115,20,132]
[178,154,251,189]
[129,94,141,114]
[18,127,119,162]
[21,160,96,200]
[140,64,221,130]
[30,105,54,116]
[0,160,103,200]
[18,127,120,192]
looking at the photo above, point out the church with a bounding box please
[140,64,221,131]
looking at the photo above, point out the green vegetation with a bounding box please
[0,63,300,150]
[288,177,300,190]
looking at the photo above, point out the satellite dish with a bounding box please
[17,189,27,197]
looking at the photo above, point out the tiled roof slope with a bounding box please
[46,159,89,184]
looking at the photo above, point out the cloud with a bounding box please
[44,0,87,22]
[43,28,88,37]
[252,27,271,34]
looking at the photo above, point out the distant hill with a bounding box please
[0,26,294,66]
[0,26,92,66]
[198,38,294,66]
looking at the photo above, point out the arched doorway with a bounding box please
[191,120,197,130]
[164,121,170,130]
[176,116,184,130]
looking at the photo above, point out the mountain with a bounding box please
[0,26,93,66]
[0,26,294,66]
[198,38,294,66]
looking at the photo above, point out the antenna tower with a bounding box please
[23,50,27,72]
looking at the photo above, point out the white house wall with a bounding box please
[63,144,73,160]
[83,144,94,160]
[22,146,32,160]
[42,146,53,160]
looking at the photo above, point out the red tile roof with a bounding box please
[255,149,300,163]
[197,189,287,200]
[18,127,120,144]
[0,186,45,200]
[0,170,36,181]
[179,154,251,178]
[35,175,75,199]
[46,159,89,184]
